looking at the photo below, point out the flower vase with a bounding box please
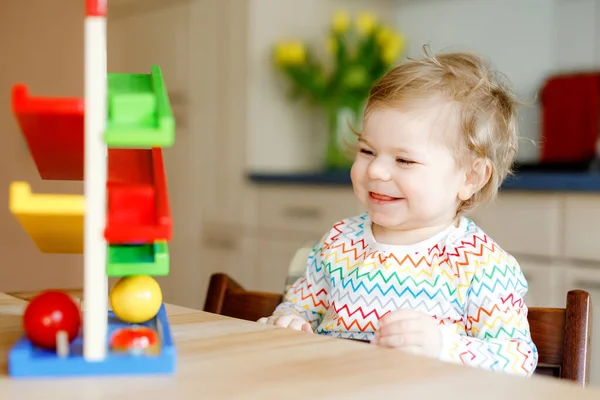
[324,103,363,171]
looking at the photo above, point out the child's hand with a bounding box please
[257,315,313,333]
[372,309,442,358]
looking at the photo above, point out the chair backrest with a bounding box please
[203,273,592,385]
[527,289,592,385]
[203,273,282,322]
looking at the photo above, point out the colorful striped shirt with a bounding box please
[272,213,538,376]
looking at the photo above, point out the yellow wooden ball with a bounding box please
[110,275,162,323]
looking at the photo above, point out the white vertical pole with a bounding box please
[83,15,108,362]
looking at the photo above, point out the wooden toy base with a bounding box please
[8,304,175,378]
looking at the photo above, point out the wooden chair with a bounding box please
[204,273,592,385]
[527,289,592,385]
[203,273,282,322]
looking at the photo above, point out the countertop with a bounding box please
[248,170,600,192]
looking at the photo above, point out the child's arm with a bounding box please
[269,237,330,330]
[438,257,538,377]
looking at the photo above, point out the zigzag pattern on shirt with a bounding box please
[334,315,378,332]
[328,264,456,290]
[329,287,402,309]
[315,329,373,341]
[273,213,538,377]
[285,278,328,310]
[329,293,457,322]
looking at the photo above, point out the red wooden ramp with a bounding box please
[105,148,172,244]
[11,84,84,181]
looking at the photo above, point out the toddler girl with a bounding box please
[258,47,538,377]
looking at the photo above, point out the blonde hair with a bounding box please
[364,45,519,214]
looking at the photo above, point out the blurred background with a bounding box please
[1,0,600,384]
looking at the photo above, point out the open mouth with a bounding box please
[369,192,403,204]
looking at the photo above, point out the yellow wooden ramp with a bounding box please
[9,182,84,254]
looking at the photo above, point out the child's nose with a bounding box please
[367,158,392,181]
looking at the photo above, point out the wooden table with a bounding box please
[0,292,599,399]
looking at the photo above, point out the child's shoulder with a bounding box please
[445,216,519,269]
[321,212,369,243]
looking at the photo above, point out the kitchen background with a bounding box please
[1,0,599,384]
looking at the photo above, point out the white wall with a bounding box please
[394,0,600,163]
[0,0,86,292]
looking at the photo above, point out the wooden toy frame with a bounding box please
[7,0,177,378]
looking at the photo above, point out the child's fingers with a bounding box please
[288,318,310,332]
[256,315,288,326]
[274,315,296,328]
[379,309,425,326]
[373,333,404,348]
[375,332,424,348]
[255,315,311,333]
[377,319,422,336]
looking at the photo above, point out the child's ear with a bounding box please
[458,158,492,201]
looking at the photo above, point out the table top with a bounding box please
[0,292,599,399]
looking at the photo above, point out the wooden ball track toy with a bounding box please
[7,0,176,378]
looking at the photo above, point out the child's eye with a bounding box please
[396,158,415,165]
[359,148,374,156]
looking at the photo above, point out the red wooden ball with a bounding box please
[23,291,82,349]
[110,326,159,355]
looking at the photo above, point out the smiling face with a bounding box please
[350,99,478,244]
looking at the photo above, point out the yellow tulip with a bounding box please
[325,36,338,54]
[332,10,350,33]
[285,42,307,64]
[274,44,287,67]
[381,33,405,64]
[274,41,307,67]
[376,26,394,46]
[356,12,377,35]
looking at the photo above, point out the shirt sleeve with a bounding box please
[271,233,330,329]
[438,251,539,377]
